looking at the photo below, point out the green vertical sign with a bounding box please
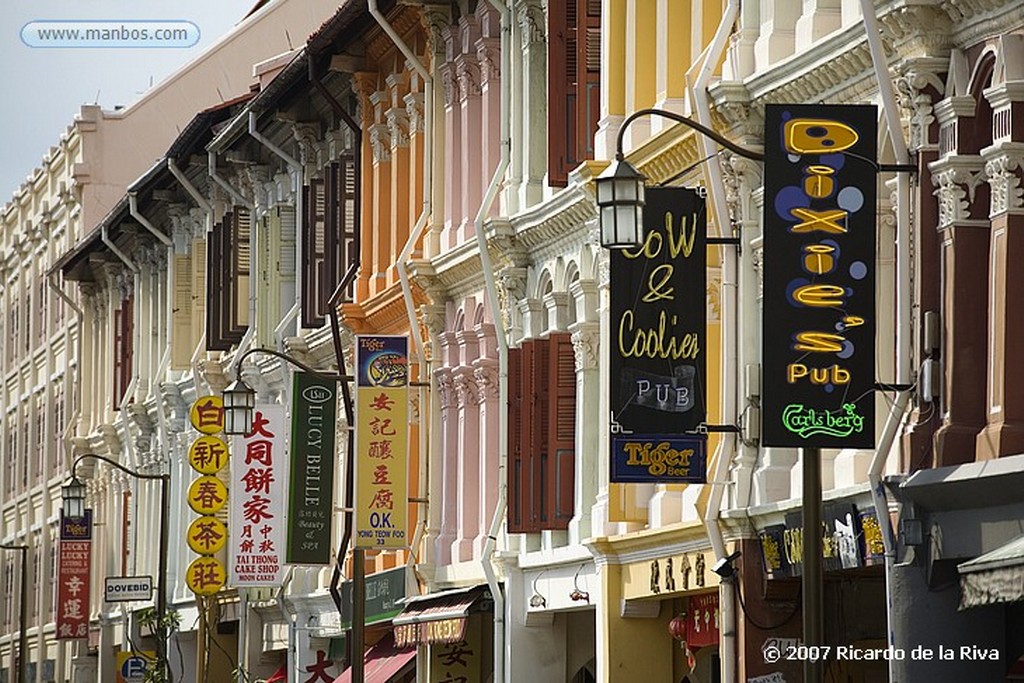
[287,372,337,564]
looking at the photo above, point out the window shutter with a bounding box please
[547,0,574,187]
[113,293,134,410]
[507,346,526,533]
[302,178,328,328]
[192,239,206,347]
[171,254,193,370]
[206,219,226,350]
[338,153,358,304]
[547,0,601,187]
[231,208,251,335]
[545,332,576,528]
[531,339,551,528]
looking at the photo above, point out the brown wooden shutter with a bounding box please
[231,208,251,337]
[507,346,526,532]
[337,154,358,304]
[171,254,193,370]
[532,339,551,527]
[113,293,133,410]
[548,0,601,187]
[545,332,576,528]
[207,209,250,350]
[301,178,328,328]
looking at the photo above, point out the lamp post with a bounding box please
[220,348,366,681]
[0,542,28,683]
[62,455,170,682]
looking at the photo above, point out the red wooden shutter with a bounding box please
[301,178,328,328]
[548,0,601,187]
[545,333,576,528]
[206,218,226,350]
[547,0,575,187]
[113,293,133,410]
[532,339,551,528]
[507,347,526,533]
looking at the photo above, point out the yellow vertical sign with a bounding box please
[355,335,409,549]
[185,396,227,595]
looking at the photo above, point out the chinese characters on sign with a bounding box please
[230,405,288,586]
[686,592,720,648]
[762,105,877,448]
[355,336,409,549]
[56,510,92,640]
[287,373,338,564]
[609,188,708,483]
[429,615,481,683]
[185,396,228,596]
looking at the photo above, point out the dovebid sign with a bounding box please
[609,188,707,483]
[104,576,153,603]
[762,104,877,448]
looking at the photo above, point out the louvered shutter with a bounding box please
[547,0,601,187]
[531,339,551,528]
[113,294,133,410]
[206,219,226,350]
[171,254,192,370]
[301,178,328,327]
[192,239,206,348]
[338,153,358,303]
[545,332,576,528]
[507,346,526,532]
[232,208,251,335]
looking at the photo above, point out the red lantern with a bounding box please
[668,613,687,642]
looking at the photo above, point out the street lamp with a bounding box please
[62,455,170,682]
[0,543,28,683]
[221,348,373,681]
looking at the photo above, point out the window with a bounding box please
[112,293,134,410]
[547,0,601,186]
[35,398,44,482]
[507,333,576,532]
[206,208,251,350]
[301,154,358,328]
[5,417,15,495]
[9,291,19,364]
[37,278,47,343]
[52,383,63,475]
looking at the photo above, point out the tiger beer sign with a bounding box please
[762,105,877,448]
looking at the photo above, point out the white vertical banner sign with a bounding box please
[229,404,289,586]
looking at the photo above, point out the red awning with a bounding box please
[333,634,416,683]
[265,664,288,683]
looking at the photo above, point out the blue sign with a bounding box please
[610,435,707,483]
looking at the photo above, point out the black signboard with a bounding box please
[777,502,865,577]
[762,104,877,448]
[609,187,707,482]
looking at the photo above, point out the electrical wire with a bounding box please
[732,575,802,632]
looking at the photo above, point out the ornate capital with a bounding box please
[570,323,599,372]
[440,64,459,107]
[453,368,479,408]
[983,144,1024,216]
[455,54,482,100]
[385,107,410,148]
[516,0,545,48]
[496,266,527,331]
[293,124,321,170]
[420,4,451,57]
[369,123,392,163]
[476,38,500,84]
[930,156,987,226]
[351,72,380,125]
[404,92,425,134]
[436,369,455,413]
[895,60,946,151]
[473,360,499,403]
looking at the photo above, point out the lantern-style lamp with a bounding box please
[595,156,647,249]
[668,612,688,643]
[222,377,256,436]
[61,476,86,519]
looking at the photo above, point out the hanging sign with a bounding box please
[116,650,156,683]
[286,373,338,564]
[186,396,230,595]
[229,404,288,586]
[686,591,720,648]
[185,556,227,595]
[761,104,877,448]
[56,510,92,640]
[186,516,228,555]
[609,187,707,483]
[355,335,409,549]
[188,435,230,474]
[187,476,228,515]
[189,395,225,434]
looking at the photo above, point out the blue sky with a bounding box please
[1,0,256,197]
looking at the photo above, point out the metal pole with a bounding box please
[352,548,365,683]
[802,447,823,683]
[158,474,170,682]
[0,544,29,683]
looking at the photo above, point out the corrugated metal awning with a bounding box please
[392,585,491,648]
[959,535,1024,608]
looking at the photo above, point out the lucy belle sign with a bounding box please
[287,373,337,564]
[609,187,708,483]
[762,104,877,448]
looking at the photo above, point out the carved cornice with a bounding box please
[342,282,430,336]
[880,3,953,58]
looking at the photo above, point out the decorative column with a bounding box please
[418,302,448,565]
[976,83,1024,458]
[651,0,689,134]
[595,0,627,160]
[420,4,451,260]
[473,323,499,557]
[440,27,462,251]
[929,142,988,465]
[433,357,457,565]
[569,314,599,543]
[754,0,799,72]
[369,89,393,297]
[477,2,501,219]
[622,0,657,150]
[794,0,840,52]
[456,15,483,241]
[515,0,546,211]
[452,328,480,561]
[352,72,379,301]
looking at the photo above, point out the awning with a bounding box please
[392,586,492,648]
[332,633,416,683]
[958,535,1024,608]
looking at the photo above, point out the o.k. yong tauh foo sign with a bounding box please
[761,104,877,449]
[609,187,708,484]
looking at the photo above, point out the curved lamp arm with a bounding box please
[234,346,351,382]
[70,453,167,482]
[616,108,765,162]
